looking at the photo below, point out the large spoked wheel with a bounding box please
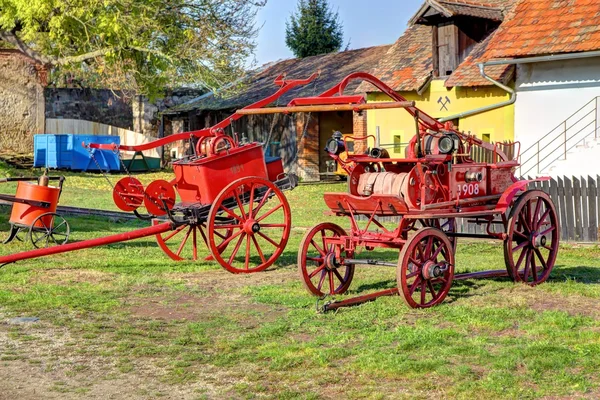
[504,190,559,285]
[207,176,292,274]
[28,212,70,248]
[397,227,454,308]
[298,223,355,296]
[153,220,233,261]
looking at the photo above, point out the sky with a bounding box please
[252,0,423,66]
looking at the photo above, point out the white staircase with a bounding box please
[518,97,600,177]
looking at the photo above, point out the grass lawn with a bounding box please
[1,162,600,399]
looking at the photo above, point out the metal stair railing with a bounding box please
[519,97,600,176]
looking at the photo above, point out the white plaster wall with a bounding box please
[514,57,600,175]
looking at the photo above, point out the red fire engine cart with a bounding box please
[289,72,559,310]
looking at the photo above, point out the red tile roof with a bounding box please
[487,0,600,57]
[357,25,433,93]
[445,30,514,87]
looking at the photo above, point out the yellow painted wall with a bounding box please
[366,79,514,156]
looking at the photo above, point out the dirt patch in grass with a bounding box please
[172,267,298,291]
[127,293,286,325]
[29,268,116,286]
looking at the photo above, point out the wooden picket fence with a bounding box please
[453,175,599,242]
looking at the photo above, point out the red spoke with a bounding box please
[534,248,548,270]
[539,226,556,236]
[409,276,421,295]
[244,234,251,270]
[247,184,256,218]
[253,187,273,217]
[424,237,434,259]
[307,256,323,263]
[163,225,187,242]
[234,189,246,219]
[522,249,532,281]
[520,209,532,233]
[537,208,551,230]
[420,280,426,304]
[533,199,542,230]
[227,233,246,264]
[406,270,420,279]
[431,243,444,261]
[427,280,438,300]
[251,235,266,264]
[316,269,327,291]
[431,277,448,285]
[328,271,335,294]
[258,231,280,248]
[176,227,193,257]
[542,244,553,251]
[309,264,326,279]
[333,268,345,284]
[512,240,530,252]
[514,230,528,240]
[408,256,423,267]
[531,253,538,281]
[257,202,284,222]
[219,229,244,248]
[321,230,328,254]
[198,224,209,247]
[515,246,528,270]
[310,239,326,256]
[219,204,243,222]
[192,227,198,261]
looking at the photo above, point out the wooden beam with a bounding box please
[236,101,416,115]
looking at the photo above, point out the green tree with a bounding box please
[0,0,266,97]
[285,0,343,58]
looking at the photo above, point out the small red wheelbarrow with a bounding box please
[1,175,69,248]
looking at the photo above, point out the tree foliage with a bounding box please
[0,0,266,97]
[285,0,343,58]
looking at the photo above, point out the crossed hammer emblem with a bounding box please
[438,96,451,111]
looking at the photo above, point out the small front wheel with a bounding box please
[397,227,454,308]
[298,223,354,296]
[28,213,70,248]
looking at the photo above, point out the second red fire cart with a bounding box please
[291,72,559,310]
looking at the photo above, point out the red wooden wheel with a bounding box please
[397,227,454,308]
[504,190,559,285]
[207,176,291,273]
[297,223,355,296]
[153,220,232,261]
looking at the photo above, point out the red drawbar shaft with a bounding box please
[0,221,175,265]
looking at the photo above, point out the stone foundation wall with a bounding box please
[45,88,133,129]
[0,51,46,153]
